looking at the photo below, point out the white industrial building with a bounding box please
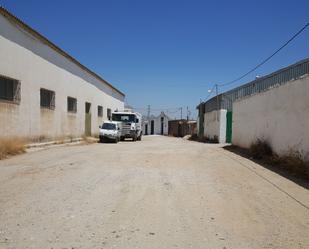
[142,112,170,135]
[197,58,309,160]
[0,8,125,140]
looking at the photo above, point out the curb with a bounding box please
[26,138,83,149]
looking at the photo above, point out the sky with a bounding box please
[1,0,308,118]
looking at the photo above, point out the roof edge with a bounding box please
[0,6,125,97]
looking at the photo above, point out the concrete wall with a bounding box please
[204,109,227,143]
[232,75,309,160]
[0,14,124,139]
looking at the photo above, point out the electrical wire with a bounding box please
[218,22,309,87]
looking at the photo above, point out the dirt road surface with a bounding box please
[0,136,308,249]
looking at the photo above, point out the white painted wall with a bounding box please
[142,112,169,135]
[0,14,124,139]
[232,75,309,160]
[204,109,227,143]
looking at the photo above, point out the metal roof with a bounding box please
[0,7,125,97]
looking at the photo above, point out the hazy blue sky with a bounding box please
[1,0,308,118]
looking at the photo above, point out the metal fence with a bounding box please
[203,58,309,112]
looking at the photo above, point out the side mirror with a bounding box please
[99,125,102,129]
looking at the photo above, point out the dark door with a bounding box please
[145,124,148,135]
[160,117,164,135]
[178,123,181,137]
[85,102,91,136]
[151,120,154,135]
[226,111,232,143]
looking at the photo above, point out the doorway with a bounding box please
[151,120,154,135]
[226,111,232,143]
[160,117,164,135]
[85,102,91,136]
[145,124,148,135]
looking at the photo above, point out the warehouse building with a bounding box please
[197,58,309,143]
[0,8,125,140]
[197,58,309,159]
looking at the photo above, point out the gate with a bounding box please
[226,111,232,143]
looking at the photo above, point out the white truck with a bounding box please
[111,111,142,141]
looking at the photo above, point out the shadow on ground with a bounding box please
[223,145,309,190]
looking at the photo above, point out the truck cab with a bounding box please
[112,111,142,141]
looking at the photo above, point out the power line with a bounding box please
[218,22,309,87]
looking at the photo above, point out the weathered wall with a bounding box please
[204,109,226,143]
[0,14,124,140]
[232,75,309,160]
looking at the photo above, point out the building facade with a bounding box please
[0,8,125,140]
[232,73,309,160]
[197,58,309,145]
[168,120,197,137]
[142,112,170,135]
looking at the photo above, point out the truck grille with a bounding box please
[121,123,131,135]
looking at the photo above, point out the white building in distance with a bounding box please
[142,112,170,135]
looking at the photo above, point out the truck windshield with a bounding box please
[112,114,136,122]
[102,123,116,130]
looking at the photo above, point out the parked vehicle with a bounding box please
[112,111,142,141]
[99,121,121,143]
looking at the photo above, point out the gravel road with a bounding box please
[0,136,308,249]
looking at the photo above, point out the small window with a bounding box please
[98,105,103,117]
[0,75,21,104]
[107,108,111,120]
[40,88,55,110]
[67,97,77,113]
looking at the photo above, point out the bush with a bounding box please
[0,138,26,160]
[249,139,309,179]
[249,139,273,159]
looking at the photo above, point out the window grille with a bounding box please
[98,105,103,117]
[40,88,55,110]
[0,75,21,104]
[67,97,77,113]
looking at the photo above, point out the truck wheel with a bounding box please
[99,137,104,143]
[133,135,137,142]
[139,135,142,141]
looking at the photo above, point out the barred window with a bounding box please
[67,97,77,113]
[40,88,55,110]
[0,75,21,104]
[98,105,103,117]
[107,108,111,120]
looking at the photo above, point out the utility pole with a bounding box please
[180,107,183,120]
[216,84,219,121]
[147,105,150,120]
[186,106,189,120]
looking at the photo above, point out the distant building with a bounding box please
[168,120,197,137]
[0,8,125,140]
[143,112,170,135]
